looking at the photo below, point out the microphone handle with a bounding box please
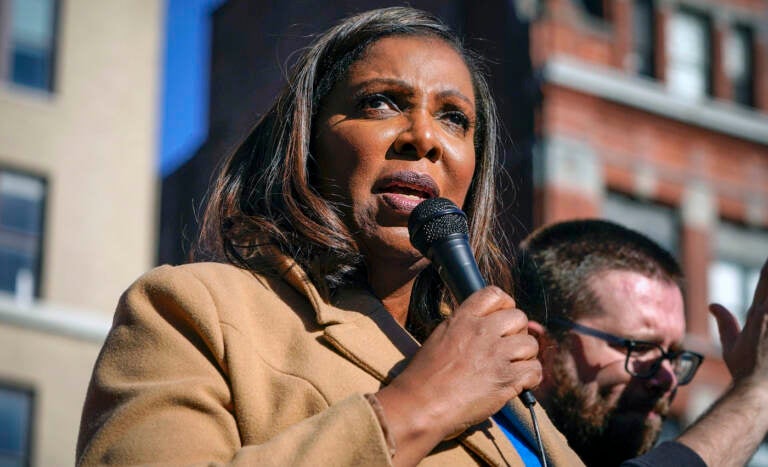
[429,235,538,408]
[430,235,485,303]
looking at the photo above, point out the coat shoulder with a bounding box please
[115,262,278,325]
[122,261,319,331]
[141,261,258,287]
[127,262,269,302]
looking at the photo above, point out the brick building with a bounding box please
[529,0,768,447]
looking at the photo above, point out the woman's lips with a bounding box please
[374,171,440,214]
[381,192,426,213]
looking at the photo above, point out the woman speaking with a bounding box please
[76,7,581,466]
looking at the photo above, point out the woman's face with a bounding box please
[314,35,477,264]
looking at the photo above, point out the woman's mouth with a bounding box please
[375,172,439,213]
[381,192,427,212]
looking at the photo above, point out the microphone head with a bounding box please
[408,197,469,256]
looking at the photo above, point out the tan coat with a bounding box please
[77,258,584,466]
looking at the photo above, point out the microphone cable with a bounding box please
[519,252,550,467]
[523,394,548,467]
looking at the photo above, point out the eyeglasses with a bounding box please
[548,317,704,385]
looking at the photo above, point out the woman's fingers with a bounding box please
[390,286,541,439]
[496,333,540,363]
[506,359,543,394]
[481,306,529,338]
[459,285,517,318]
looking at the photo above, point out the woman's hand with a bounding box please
[375,286,541,465]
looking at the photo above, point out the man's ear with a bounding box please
[527,320,559,393]
[527,320,547,339]
[527,320,557,361]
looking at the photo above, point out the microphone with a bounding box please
[408,197,538,408]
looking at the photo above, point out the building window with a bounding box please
[602,191,680,256]
[1,0,59,91]
[0,384,34,467]
[632,0,655,77]
[577,0,608,20]
[726,24,754,107]
[0,169,46,301]
[709,260,759,325]
[709,222,768,328]
[666,9,711,100]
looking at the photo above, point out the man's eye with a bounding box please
[630,343,663,358]
[609,343,627,352]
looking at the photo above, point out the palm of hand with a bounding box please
[711,262,768,382]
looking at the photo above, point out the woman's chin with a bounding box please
[358,227,426,265]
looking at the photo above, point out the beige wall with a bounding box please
[0,1,164,464]
[0,0,164,315]
[0,317,105,466]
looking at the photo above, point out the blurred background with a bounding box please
[0,0,766,464]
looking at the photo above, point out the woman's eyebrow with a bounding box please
[351,78,472,106]
[351,77,414,95]
[437,89,474,108]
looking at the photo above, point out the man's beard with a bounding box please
[543,351,670,466]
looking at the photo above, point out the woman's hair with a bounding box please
[195,6,512,339]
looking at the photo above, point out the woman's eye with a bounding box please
[442,111,470,130]
[360,94,396,111]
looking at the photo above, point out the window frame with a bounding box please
[578,0,611,21]
[0,0,61,92]
[728,23,755,107]
[0,381,35,467]
[0,165,47,299]
[632,0,656,78]
[665,6,713,100]
[602,190,681,258]
[709,220,768,329]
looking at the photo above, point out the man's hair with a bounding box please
[194,7,511,339]
[515,219,684,333]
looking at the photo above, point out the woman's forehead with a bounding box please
[343,35,474,98]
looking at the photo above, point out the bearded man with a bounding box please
[516,219,768,467]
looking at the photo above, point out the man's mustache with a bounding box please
[615,389,672,418]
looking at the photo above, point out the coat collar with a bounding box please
[273,253,418,380]
[276,254,581,466]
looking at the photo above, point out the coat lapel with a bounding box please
[276,256,419,382]
[322,287,419,383]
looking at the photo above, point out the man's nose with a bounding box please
[646,358,678,394]
[392,110,443,161]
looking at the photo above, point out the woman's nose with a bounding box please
[392,110,444,161]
